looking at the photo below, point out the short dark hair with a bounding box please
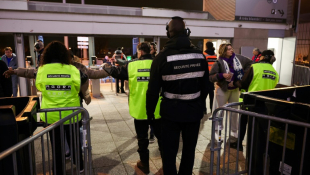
[206,42,214,50]
[137,42,150,54]
[40,41,71,66]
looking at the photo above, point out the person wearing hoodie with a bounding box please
[203,41,217,113]
[1,47,18,97]
[209,43,252,144]
[146,16,209,175]
[103,42,162,174]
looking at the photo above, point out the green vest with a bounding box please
[127,59,161,120]
[239,63,279,102]
[248,63,279,92]
[36,63,81,124]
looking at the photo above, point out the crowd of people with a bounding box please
[0,16,280,175]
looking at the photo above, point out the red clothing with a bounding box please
[252,54,261,63]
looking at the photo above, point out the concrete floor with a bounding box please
[34,83,247,175]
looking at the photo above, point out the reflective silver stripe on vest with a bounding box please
[164,91,201,100]
[167,53,205,62]
[162,71,205,81]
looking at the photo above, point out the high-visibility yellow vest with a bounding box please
[36,63,81,124]
[239,63,279,102]
[128,59,161,120]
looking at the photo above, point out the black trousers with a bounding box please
[116,78,124,92]
[49,121,84,175]
[208,89,214,111]
[161,118,200,175]
[134,119,162,163]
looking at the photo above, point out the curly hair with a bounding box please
[137,42,151,54]
[39,41,71,66]
[218,43,232,58]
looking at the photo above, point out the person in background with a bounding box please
[150,42,157,58]
[112,48,126,93]
[209,43,252,145]
[0,60,12,97]
[1,47,18,97]
[35,41,87,174]
[203,41,217,113]
[252,48,261,63]
[232,50,279,151]
[34,40,44,67]
[146,16,209,175]
[103,42,162,174]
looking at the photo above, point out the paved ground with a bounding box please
[34,83,247,175]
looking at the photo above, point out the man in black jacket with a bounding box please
[146,16,209,175]
[0,60,12,97]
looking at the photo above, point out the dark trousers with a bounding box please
[150,125,154,137]
[208,89,214,111]
[239,114,248,145]
[116,78,124,92]
[161,118,200,175]
[49,122,84,175]
[134,119,162,163]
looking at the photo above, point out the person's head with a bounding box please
[150,42,157,55]
[34,40,44,52]
[206,41,214,50]
[253,48,260,56]
[137,42,151,58]
[260,50,276,64]
[4,47,13,57]
[219,44,233,58]
[166,16,189,38]
[40,41,71,66]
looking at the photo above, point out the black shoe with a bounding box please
[137,160,150,174]
[230,142,243,152]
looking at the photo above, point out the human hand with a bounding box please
[228,81,234,87]
[8,67,13,70]
[3,69,15,78]
[223,73,232,81]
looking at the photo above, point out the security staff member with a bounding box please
[146,16,209,175]
[34,40,44,68]
[232,50,279,151]
[35,41,85,174]
[103,42,162,174]
[203,41,217,113]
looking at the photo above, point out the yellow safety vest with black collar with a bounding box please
[127,59,161,120]
[239,63,279,102]
[36,63,81,124]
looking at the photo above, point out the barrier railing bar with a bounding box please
[280,124,288,175]
[299,128,307,175]
[263,120,271,175]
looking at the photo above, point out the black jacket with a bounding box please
[0,60,12,97]
[146,34,209,122]
[104,54,153,80]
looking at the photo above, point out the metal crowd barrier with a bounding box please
[209,102,310,175]
[0,107,93,175]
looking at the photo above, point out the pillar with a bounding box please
[64,36,69,49]
[153,36,160,52]
[88,36,95,66]
[28,36,36,68]
[14,33,30,96]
